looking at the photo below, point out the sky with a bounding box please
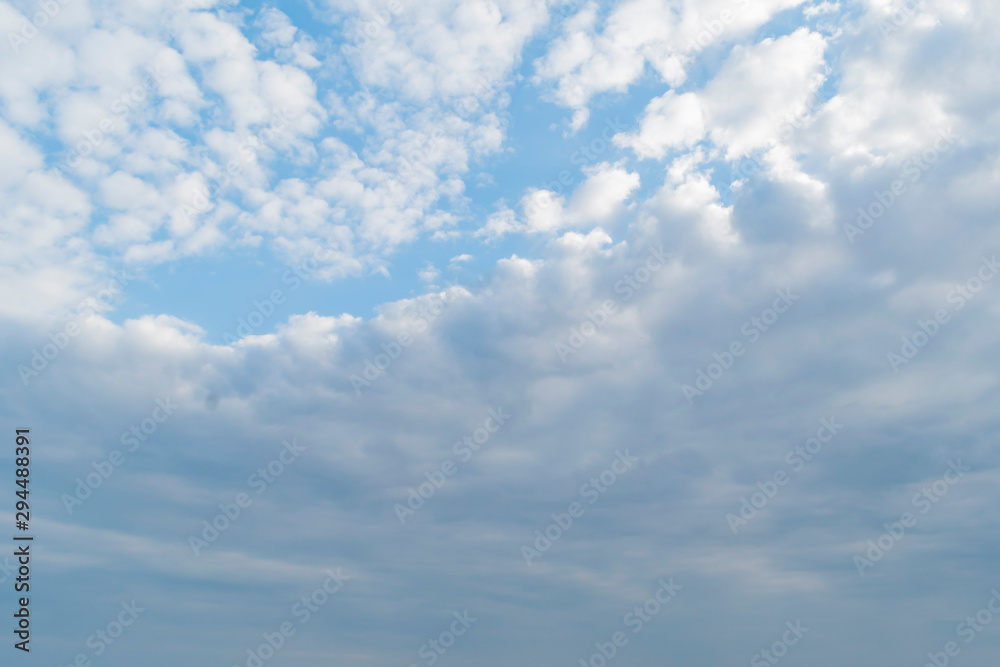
[1,0,999,665]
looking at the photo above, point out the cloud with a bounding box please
[478,163,640,239]
[533,0,808,129]
[616,28,828,160]
[4,1,1000,665]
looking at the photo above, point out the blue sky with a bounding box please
[2,0,1000,666]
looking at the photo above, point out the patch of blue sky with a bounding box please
[106,1,850,341]
[109,237,486,343]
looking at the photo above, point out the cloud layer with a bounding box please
[2,1,1000,666]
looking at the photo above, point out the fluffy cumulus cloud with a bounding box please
[3,1,1000,666]
[532,0,809,131]
[616,28,828,160]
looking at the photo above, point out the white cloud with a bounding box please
[533,0,808,129]
[617,28,828,161]
[494,163,640,238]
[5,7,1000,661]
[418,263,441,283]
[614,91,705,159]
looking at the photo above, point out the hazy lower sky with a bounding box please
[2,0,999,666]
